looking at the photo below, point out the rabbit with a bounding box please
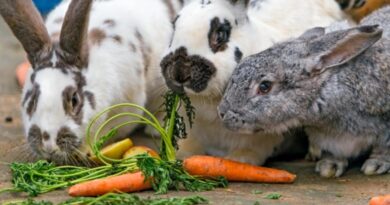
[219,5,390,177]
[0,0,183,165]
[160,0,348,165]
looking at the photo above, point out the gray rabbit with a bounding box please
[218,6,390,177]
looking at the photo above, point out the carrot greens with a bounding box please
[1,92,225,197]
[4,193,208,205]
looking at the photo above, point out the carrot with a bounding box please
[16,61,31,87]
[183,155,296,183]
[370,194,390,205]
[68,171,152,196]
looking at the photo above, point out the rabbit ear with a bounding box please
[59,0,93,68]
[309,25,382,75]
[0,0,51,68]
[298,27,325,41]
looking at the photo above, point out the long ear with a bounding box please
[298,27,325,41]
[309,25,382,75]
[0,0,51,68]
[59,0,93,68]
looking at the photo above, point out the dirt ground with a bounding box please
[0,17,389,205]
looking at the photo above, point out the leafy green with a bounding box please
[4,193,208,205]
[161,91,195,161]
[265,193,282,200]
[9,157,138,196]
[4,198,53,205]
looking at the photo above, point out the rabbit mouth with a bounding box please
[44,151,94,166]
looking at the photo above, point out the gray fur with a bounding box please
[219,6,390,177]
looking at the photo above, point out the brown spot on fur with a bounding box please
[42,131,50,141]
[111,35,122,44]
[129,42,137,52]
[26,84,41,118]
[57,126,79,152]
[84,91,96,109]
[73,71,86,88]
[103,19,116,27]
[89,28,107,45]
[28,124,43,152]
[54,17,63,24]
[135,30,152,75]
[62,86,84,125]
[162,0,175,20]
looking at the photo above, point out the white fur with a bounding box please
[22,0,179,162]
[170,0,349,164]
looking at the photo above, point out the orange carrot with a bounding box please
[68,171,152,196]
[183,155,296,183]
[16,61,31,87]
[370,194,390,205]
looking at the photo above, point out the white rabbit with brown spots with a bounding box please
[0,0,184,165]
[160,0,349,165]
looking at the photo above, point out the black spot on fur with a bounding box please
[111,35,122,44]
[234,47,243,63]
[161,47,216,93]
[103,19,116,27]
[208,17,232,53]
[172,15,180,31]
[201,0,212,6]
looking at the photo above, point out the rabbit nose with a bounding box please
[174,64,191,84]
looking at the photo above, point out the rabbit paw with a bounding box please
[315,158,348,178]
[361,158,390,175]
[226,149,266,165]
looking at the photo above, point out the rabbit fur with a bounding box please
[160,0,348,165]
[219,6,390,177]
[0,0,183,165]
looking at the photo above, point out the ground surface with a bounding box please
[0,17,389,205]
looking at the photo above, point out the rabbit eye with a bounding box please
[216,30,228,44]
[257,81,273,95]
[71,92,79,109]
